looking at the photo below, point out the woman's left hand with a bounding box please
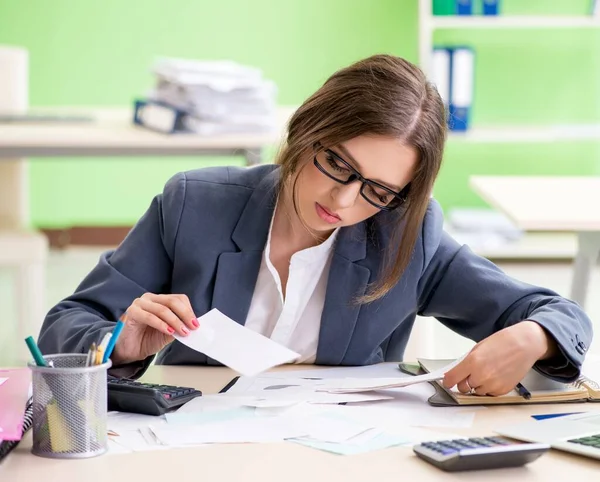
[443,321,558,396]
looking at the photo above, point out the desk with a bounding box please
[4,365,600,482]
[470,176,600,309]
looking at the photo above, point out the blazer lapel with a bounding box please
[316,222,371,365]
[210,169,279,325]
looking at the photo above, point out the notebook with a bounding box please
[416,358,600,407]
[0,368,32,440]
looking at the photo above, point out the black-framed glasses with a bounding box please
[313,148,410,211]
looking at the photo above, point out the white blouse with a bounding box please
[244,209,339,363]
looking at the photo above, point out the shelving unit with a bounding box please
[417,0,600,260]
[418,0,600,143]
[419,1,600,78]
[432,15,600,30]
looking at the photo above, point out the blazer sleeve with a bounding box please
[37,172,187,378]
[416,202,593,383]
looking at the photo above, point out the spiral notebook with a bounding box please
[416,358,600,407]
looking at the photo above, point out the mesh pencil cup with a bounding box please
[28,354,112,459]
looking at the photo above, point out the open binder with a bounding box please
[399,359,600,407]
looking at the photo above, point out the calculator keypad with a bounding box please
[421,437,511,456]
[413,436,549,472]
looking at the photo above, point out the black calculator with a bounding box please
[413,436,550,472]
[107,376,202,416]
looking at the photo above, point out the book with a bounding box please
[417,358,600,406]
[0,400,32,462]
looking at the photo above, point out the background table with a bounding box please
[470,175,600,309]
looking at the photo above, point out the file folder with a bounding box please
[0,368,31,441]
[432,48,451,110]
[456,0,473,15]
[133,98,188,134]
[448,47,474,132]
[482,0,501,15]
[433,0,455,15]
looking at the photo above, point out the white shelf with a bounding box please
[448,124,600,143]
[432,16,600,30]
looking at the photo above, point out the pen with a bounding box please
[95,333,111,365]
[24,336,48,367]
[515,382,531,400]
[95,345,104,366]
[88,343,97,368]
[102,320,125,364]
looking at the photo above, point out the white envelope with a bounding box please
[174,309,300,377]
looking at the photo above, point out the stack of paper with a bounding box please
[148,57,278,135]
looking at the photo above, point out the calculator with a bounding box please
[107,376,202,416]
[413,436,550,472]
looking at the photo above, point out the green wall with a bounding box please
[0,0,598,227]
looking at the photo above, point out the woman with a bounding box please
[38,54,592,396]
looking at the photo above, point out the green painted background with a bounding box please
[0,0,598,228]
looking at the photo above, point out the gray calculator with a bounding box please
[413,436,550,472]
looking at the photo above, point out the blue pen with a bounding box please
[102,320,125,363]
[532,412,584,421]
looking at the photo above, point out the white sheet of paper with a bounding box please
[259,363,409,380]
[316,358,463,393]
[108,429,172,453]
[107,411,167,433]
[223,375,394,404]
[149,417,307,445]
[174,309,300,376]
[280,414,375,444]
[0,378,7,387]
[291,432,408,455]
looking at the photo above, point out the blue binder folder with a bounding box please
[456,0,473,15]
[482,0,500,15]
[133,99,189,134]
[448,47,474,132]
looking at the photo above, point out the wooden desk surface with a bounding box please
[4,365,600,482]
[470,176,600,232]
[0,106,295,157]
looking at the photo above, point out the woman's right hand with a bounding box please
[111,293,199,364]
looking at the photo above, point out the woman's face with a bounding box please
[293,135,418,234]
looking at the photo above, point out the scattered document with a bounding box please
[315,358,463,394]
[260,363,410,380]
[222,375,394,404]
[291,432,409,455]
[107,411,167,433]
[150,417,306,445]
[174,309,300,376]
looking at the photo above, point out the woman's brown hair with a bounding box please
[276,54,447,303]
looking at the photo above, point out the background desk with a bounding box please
[470,176,600,309]
[0,106,295,229]
[4,364,600,482]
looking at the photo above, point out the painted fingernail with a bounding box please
[191,318,199,328]
[167,326,175,334]
[181,326,190,336]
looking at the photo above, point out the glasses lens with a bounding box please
[362,182,396,208]
[316,151,353,182]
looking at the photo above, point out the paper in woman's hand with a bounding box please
[174,309,300,377]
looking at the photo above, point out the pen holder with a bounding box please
[28,354,112,459]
